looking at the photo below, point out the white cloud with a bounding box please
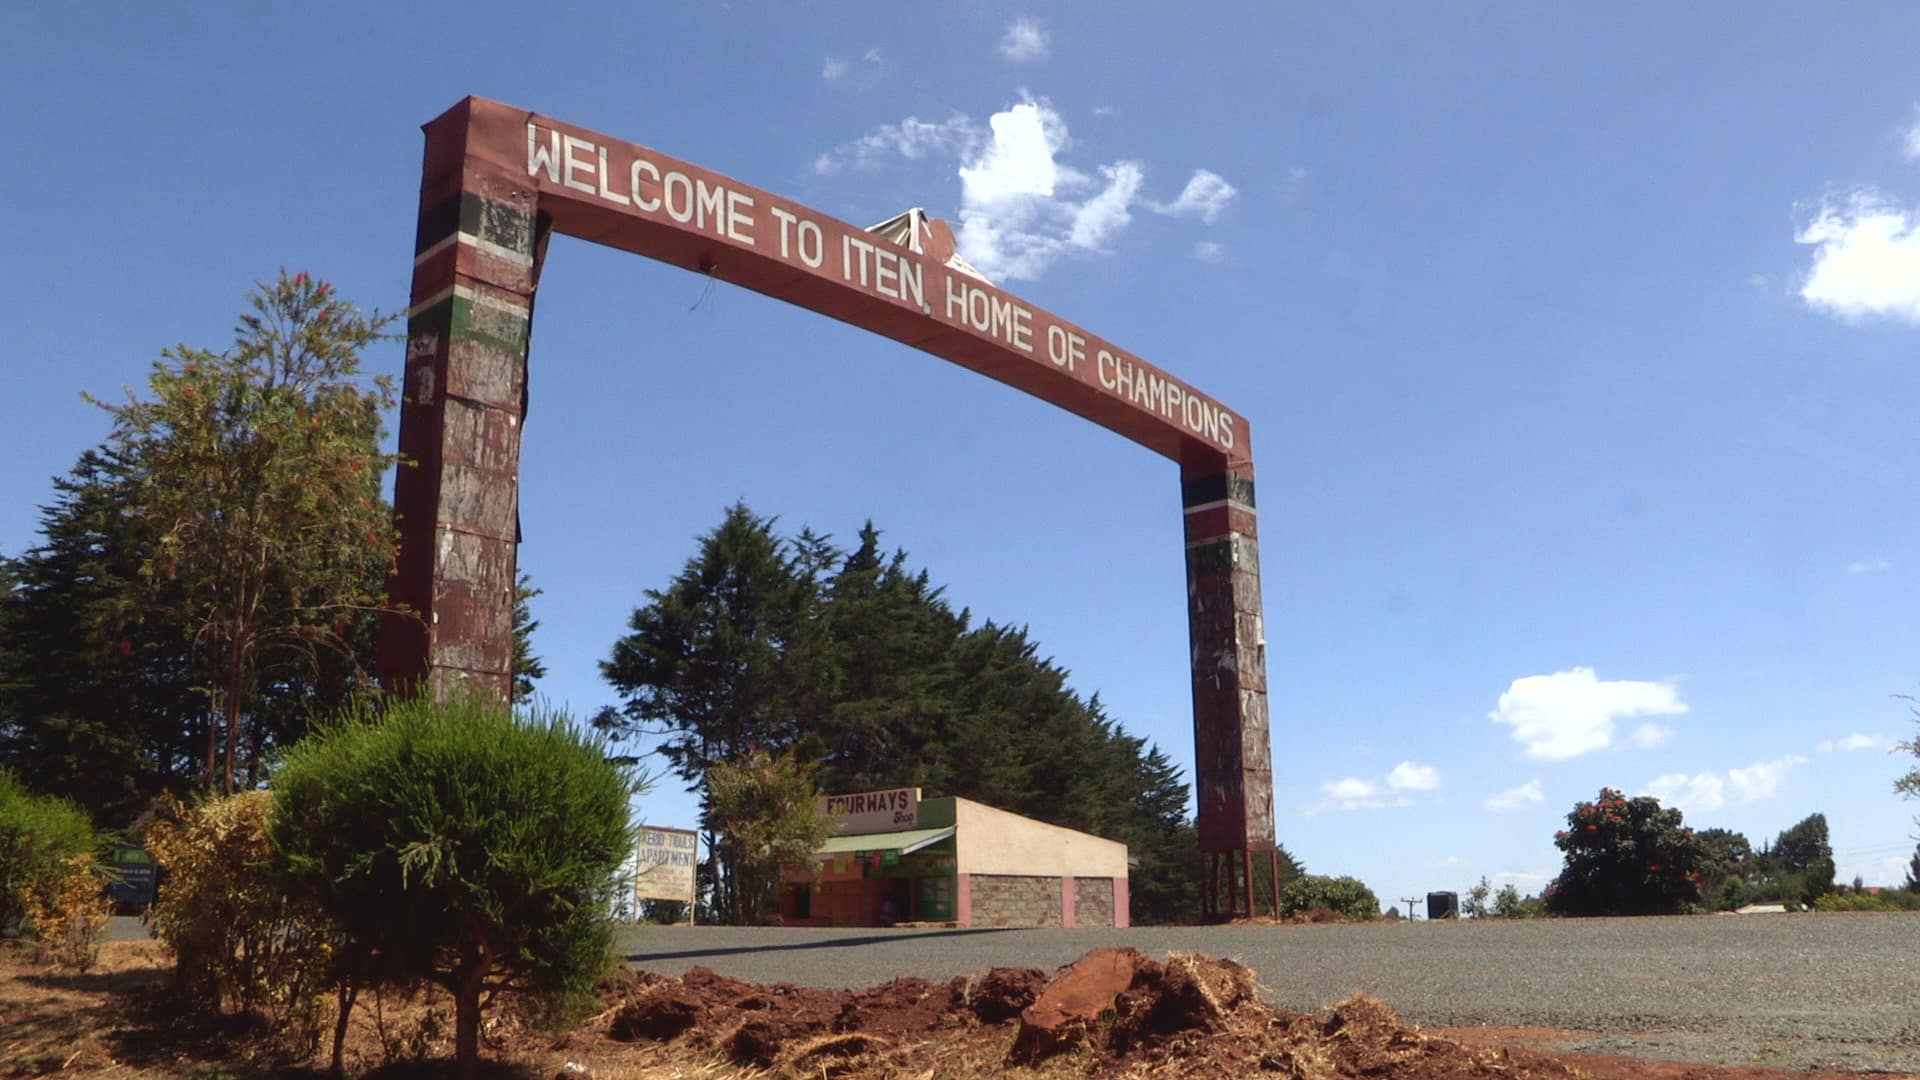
[818,96,1224,280]
[1149,169,1238,223]
[1628,722,1675,750]
[822,56,848,81]
[1323,777,1378,801]
[1847,557,1890,575]
[952,100,1155,280]
[1904,106,1920,161]
[1309,764,1438,813]
[1065,162,1143,250]
[1644,772,1726,813]
[1817,732,1887,754]
[1387,761,1441,791]
[1309,775,1416,813]
[1483,779,1545,813]
[1643,754,1805,814]
[1728,756,1804,802]
[1192,240,1225,263]
[1796,191,1920,324]
[997,18,1050,62]
[1488,667,1689,761]
[812,113,978,175]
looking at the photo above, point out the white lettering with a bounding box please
[842,234,876,287]
[663,171,695,223]
[630,159,661,212]
[899,255,924,310]
[1145,373,1166,413]
[1096,349,1117,389]
[595,147,629,206]
[527,125,562,182]
[944,273,968,321]
[771,206,798,257]
[725,190,755,244]
[967,287,991,332]
[561,135,597,195]
[696,179,725,233]
[797,218,824,267]
[873,247,899,298]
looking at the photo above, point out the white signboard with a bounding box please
[634,825,697,915]
[820,787,920,835]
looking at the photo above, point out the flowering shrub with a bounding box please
[1546,787,1708,916]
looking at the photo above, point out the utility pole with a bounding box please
[1401,896,1423,921]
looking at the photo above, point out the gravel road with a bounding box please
[617,913,1920,1072]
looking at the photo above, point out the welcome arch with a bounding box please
[379,97,1278,919]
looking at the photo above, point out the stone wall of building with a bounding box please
[1073,877,1116,928]
[969,874,1063,927]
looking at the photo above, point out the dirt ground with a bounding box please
[1,939,1909,1079]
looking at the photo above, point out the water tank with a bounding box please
[1427,890,1459,920]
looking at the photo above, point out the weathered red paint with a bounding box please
[381,97,1277,916]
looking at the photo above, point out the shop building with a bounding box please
[778,788,1129,929]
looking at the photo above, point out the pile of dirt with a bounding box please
[606,962,1050,1072]
[602,945,1605,1078]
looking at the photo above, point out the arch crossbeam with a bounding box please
[379,97,1277,918]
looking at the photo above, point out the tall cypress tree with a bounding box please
[599,502,836,922]
[0,449,204,826]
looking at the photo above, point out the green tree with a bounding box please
[599,502,835,922]
[1764,812,1835,906]
[1693,827,1752,899]
[1905,840,1919,892]
[87,272,397,793]
[1491,883,1546,918]
[1895,699,1919,835]
[706,749,833,924]
[1463,876,1492,918]
[270,692,636,1080]
[0,450,209,824]
[510,571,547,705]
[1280,874,1380,921]
[1546,787,1708,916]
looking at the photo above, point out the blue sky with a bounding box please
[4,4,1919,910]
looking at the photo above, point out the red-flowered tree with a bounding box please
[89,272,398,793]
[1545,787,1709,916]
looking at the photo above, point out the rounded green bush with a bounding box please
[1280,873,1381,922]
[270,692,637,1076]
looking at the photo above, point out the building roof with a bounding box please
[814,826,956,857]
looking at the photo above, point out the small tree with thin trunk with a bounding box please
[269,692,637,1079]
[707,749,833,925]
